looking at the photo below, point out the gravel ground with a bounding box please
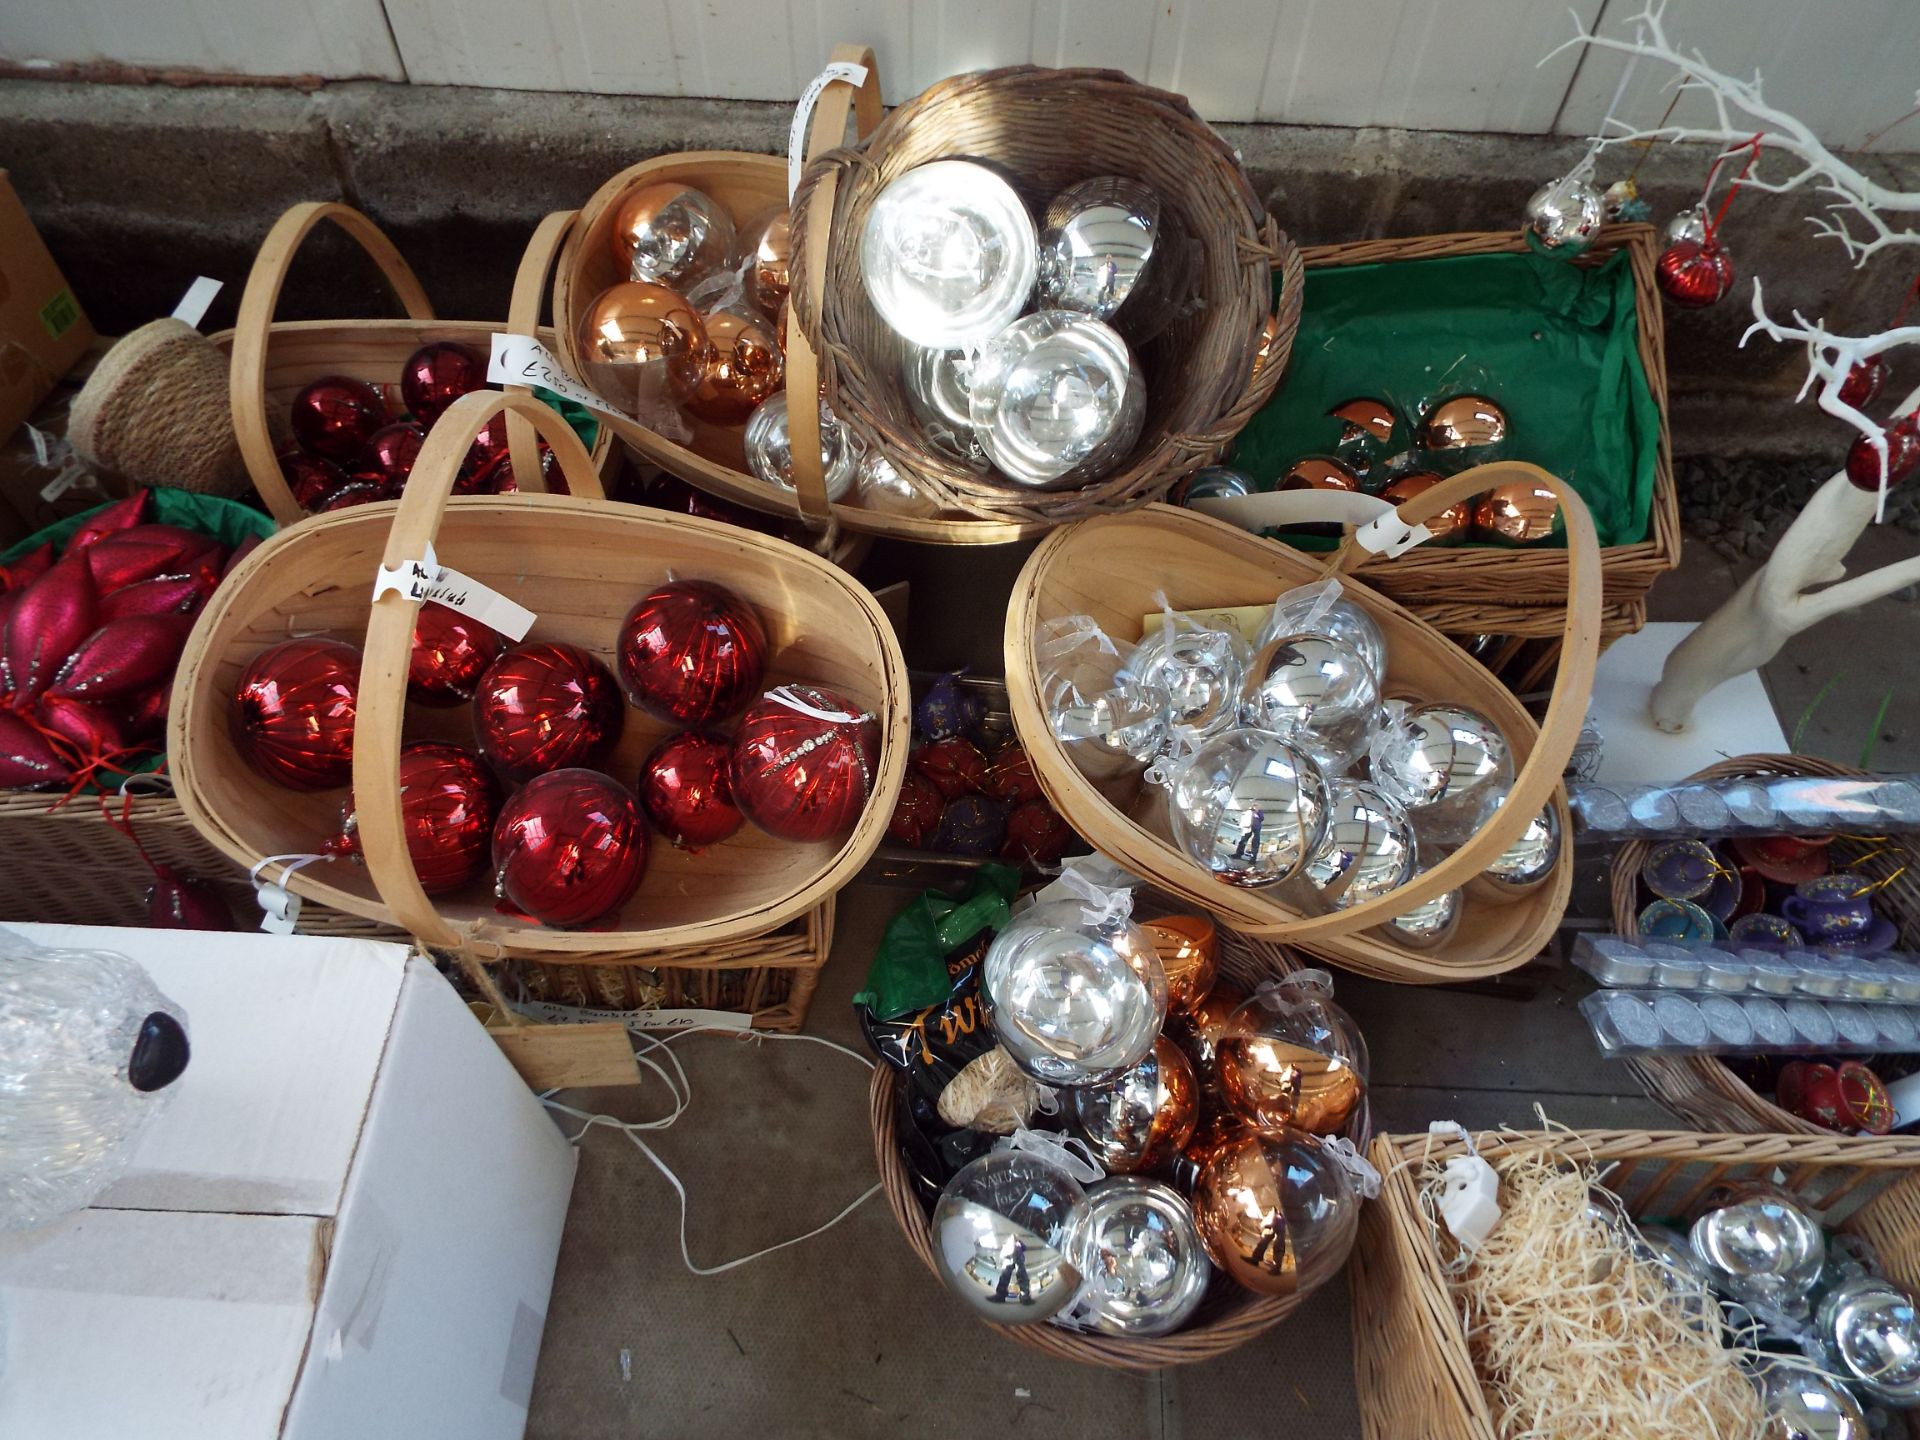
[1677,452,1920,562]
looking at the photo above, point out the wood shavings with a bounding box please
[936,1047,1044,1134]
[1420,1144,1763,1440]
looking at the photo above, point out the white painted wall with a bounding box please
[3,0,1915,151]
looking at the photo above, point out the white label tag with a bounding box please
[509,999,754,1033]
[25,423,53,468]
[171,276,222,329]
[789,60,871,200]
[372,543,537,641]
[488,332,623,421]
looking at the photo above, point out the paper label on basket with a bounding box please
[171,276,222,329]
[510,999,754,1032]
[373,544,537,641]
[1189,491,1393,533]
[1139,604,1267,645]
[487,332,625,422]
[788,60,871,201]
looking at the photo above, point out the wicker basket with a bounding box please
[170,389,909,981]
[788,62,1298,532]
[218,201,610,525]
[1003,466,1600,984]
[1608,753,1920,1136]
[1352,1127,1920,1440]
[869,915,1313,1369]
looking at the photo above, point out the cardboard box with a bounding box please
[0,171,93,444]
[0,926,578,1439]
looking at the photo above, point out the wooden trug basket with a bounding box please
[1003,464,1600,984]
[1352,1128,1920,1440]
[1609,753,1920,1137]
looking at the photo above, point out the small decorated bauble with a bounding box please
[1301,779,1417,913]
[576,281,710,415]
[473,641,624,783]
[492,767,647,928]
[1141,914,1217,1014]
[399,341,485,425]
[1602,178,1650,223]
[1369,703,1513,849]
[333,741,500,895]
[279,452,348,510]
[1664,204,1709,248]
[1216,978,1369,1137]
[728,684,880,844]
[408,604,504,707]
[1657,238,1736,309]
[1192,1130,1359,1298]
[928,1150,1087,1323]
[1419,394,1508,453]
[229,638,361,790]
[1240,633,1381,777]
[1523,171,1604,256]
[356,422,425,491]
[1169,728,1332,888]
[1257,585,1387,682]
[1378,882,1462,950]
[1172,465,1254,504]
[1468,802,1561,904]
[1839,355,1890,410]
[638,730,743,848]
[291,376,386,463]
[983,744,1043,804]
[740,208,792,317]
[1070,1178,1211,1337]
[1001,798,1074,867]
[1036,175,1189,344]
[887,771,943,847]
[913,736,988,800]
[616,579,767,726]
[1067,1035,1199,1174]
[861,159,1038,350]
[1473,478,1563,545]
[1845,417,1920,491]
[1124,626,1248,739]
[1380,470,1471,544]
[682,306,784,426]
[610,182,736,288]
[743,393,858,502]
[933,794,1008,856]
[915,671,987,742]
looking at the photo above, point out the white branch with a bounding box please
[1804,553,1920,623]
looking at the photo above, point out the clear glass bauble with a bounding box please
[860,160,1036,349]
[1068,1176,1211,1336]
[1167,727,1332,888]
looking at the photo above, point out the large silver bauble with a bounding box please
[1302,780,1418,912]
[983,906,1169,1085]
[1818,1277,1920,1404]
[1069,1177,1212,1337]
[1376,882,1461,950]
[930,1151,1088,1322]
[1466,802,1561,905]
[1124,626,1248,739]
[969,311,1146,489]
[1691,1194,1825,1303]
[1524,172,1605,255]
[743,392,857,501]
[1241,633,1381,777]
[1037,176,1191,345]
[1370,703,1514,849]
[1168,728,1332,889]
[860,160,1037,349]
[1051,682,1169,763]
[1758,1363,1867,1440]
[1257,588,1387,683]
[902,345,991,472]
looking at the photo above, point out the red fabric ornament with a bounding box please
[319,482,396,512]
[1839,355,1890,410]
[1846,417,1920,491]
[334,741,501,896]
[2,542,55,591]
[222,534,264,579]
[400,342,486,426]
[50,616,190,702]
[912,736,987,800]
[229,637,362,790]
[146,865,236,931]
[617,579,768,725]
[120,680,172,742]
[982,744,1044,805]
[492,767,648,928]
[1656,239,1735,309]
[85,524,223,592]
[280,452,349,511]
[99,570,218,622]
[356,422,426,490]
[638,730,743,848]
[291,376,387,462]
[886,771,943,846]
[65,491,152,553]
[36,693,133,759]
[473,641,623,782]
[729,684,879,844]
[1002,798,1075,867]
[0,709,73,790]
[409,604,505,706]
[4,556,97,706]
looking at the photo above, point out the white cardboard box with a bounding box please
[0,926,578,1440]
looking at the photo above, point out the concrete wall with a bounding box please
[5,76,1917,459]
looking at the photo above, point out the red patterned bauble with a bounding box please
[334,741,501,895]
[617,579,768,725]
[887,771,942,846]
[638,730,743,848]
[320,482,395,512]
[729,684,880,844]
[1846,417,1920,491]
[409,604,505,706]
[473,641,623,782]
[291,376,387,462]
[357,422,427,490]
[1002,798,1075,867]
[4,556,97,706]
[281,452,347,509]
[229,637,362,790]
[912,736,987,801]
[492,767,648,928]
[1839,354,1890,410]
[400,342,486,425]
[1656,239,1735,309]
[982,744,1043,805]
[146,865,236,930]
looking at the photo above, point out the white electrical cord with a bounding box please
[542,1027,882,1277]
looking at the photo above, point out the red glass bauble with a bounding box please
[400,342,486,426]
[729,684,880,844]
[319,482,395,512]
[280,452,349,510]
[1845,417,1920,491]
[229,637,362,790]
[887,771,942,847]
[912,736,987,800]
[617,579,768,725]
[473,641,623,782]
[633,472,780,533]
[1002,798,1075,867]
[461,413,515,480]
[458,443,565,496]
[291,376,387,462]
[1839,355,1890,410]
[492,767,648,928]
[1655,239,1735,309]
[638,730,743,848]
[334,740,500,895]
[982,743,1043,804]
[409,605,505,707]
[358,422,426,490]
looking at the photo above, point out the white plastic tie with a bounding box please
[373,540,441,604]
[249,852,334,934]
[1355,511,1432,558]
[995,1126,1105,1185]
[1293,576,1345,636]
[1321,1137,1383,1199]
[768,684,868,725]
[788,60,871,201]
[1053,856,1136,929]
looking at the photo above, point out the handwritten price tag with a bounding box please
[372,544,537,641]
[487,332,623,421]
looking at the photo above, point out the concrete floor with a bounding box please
[524,524,1920,1440]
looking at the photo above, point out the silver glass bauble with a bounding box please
[1818,1277,1920,1404]
[1069,1177,1212,1337]
[1051,682,1170,763]
[1301,780,1417,913]
[860,160,1037,349]
[1690,1193,1825,1304]
[613,182,737,288]
[1123,626,1248,740]
[1524,171,1605,255]
[1370,703,1514,849]
[1167,728,1332,889]
[1036,176,1191,345]
[983,904,1169,1085]
[1240,633,1382,777]
[969,311,1145,489]
[930,1150,1088,1322]
[1376,882,1461,950]
[1256,588,1387,683]
[1066,1034,1198,1174]
[1175,465,1254,504]
[743,392,857,501]
[1758,1363,1867,1440]
[902,345,991,471]
[1466,802,1561,905]
[853,448,939,517]
[1665,204,1710,248]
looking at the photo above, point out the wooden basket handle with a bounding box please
[351,389,605,951]
[787,43,882,543]
[505,211,581,501]
[232,202,437,525]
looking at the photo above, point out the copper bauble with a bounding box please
[575,282,709,414]
[681,307,784,426]
[1066,1035,1199,1174]
[1473,479,1563,545]
[1166,981,1250,1104]
[1192,1130,1359,1298]
[1381,470,1471,543]
[1141,914,1218,1013]
[1280,457,1362,492]
[1419,394,1508,452]
[609,182,735,288]
[742,208,793,317]
[1253,311,1281,372]
[1329,397,1396,446]
[1216,1006,1366,1137]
